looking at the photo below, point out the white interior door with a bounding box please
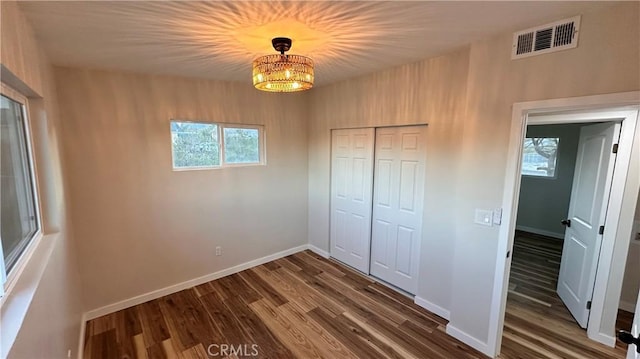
[370,126,426,294]
[330,128,375,273]
[557,122,621,328]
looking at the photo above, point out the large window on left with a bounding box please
[0,87,39,289]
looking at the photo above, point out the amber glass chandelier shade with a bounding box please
[252,54,314,92]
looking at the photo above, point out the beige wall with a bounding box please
[54,68,309,311]
[309,1,639,349]
[450,2,639,344]
[1,1,84,358]
[308,47,470,312]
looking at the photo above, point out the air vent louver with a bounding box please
[512,16,581,59]
[534,28,553,51]
[554,22,575,47]
[516,32,534,55]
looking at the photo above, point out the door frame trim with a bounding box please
[487,91,640,357]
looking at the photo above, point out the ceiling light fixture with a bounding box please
[252,37,314,92]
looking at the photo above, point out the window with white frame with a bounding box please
[170,121,265,170]
[521,137,560,178]
[1,86,40,292]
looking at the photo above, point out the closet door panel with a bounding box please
[370,126,426,294]
[330,128,375,273]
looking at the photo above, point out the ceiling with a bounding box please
[19,1,616,86]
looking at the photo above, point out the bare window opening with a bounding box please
[170,121,264,170]
[522,137,559,178]
[1,92,39,277]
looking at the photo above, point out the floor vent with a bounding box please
[512,16,581,59]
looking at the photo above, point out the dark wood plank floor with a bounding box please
[499,231,633,358]
[84,250,485,359]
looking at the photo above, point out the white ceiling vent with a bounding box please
[512,16,581,59]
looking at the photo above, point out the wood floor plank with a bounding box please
[294,251,346,278]
[360,285,441,331]
[317,272,406,325]
[263,261,282,271]
[90,329,118,359]
[285,266,394,323]
[251,265,319,313]
[180,343,208,359]
[273,257,301,272]
[222,291,295,358]
[250,299,325,359]
[158,289,220,352]
[114,306,142,359]
[146,342,167,359]
[275,266,346,316]
[277,302,359,359]
[198,291,253,349]
[132,334,148,359]
[341,311,417,359]
[306,307,388,359]
[397,320,482,359]
[137,299,171,348]
[284,254,323,276]
[237,268,288,306]
[218,274,262,304]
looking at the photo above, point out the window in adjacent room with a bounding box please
[1,87,40,289]
[170,121,264,170]
[521,137,560,178]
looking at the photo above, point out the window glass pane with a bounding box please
[1,94,38,273]
[171,121,220,168]
[223,127,260,164]
[522,137,559,177]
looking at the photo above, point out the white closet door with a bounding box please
[330,128,375,273]
[370,126,427,294]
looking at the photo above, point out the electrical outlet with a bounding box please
[67,349,71,358]
[215,246,222,256]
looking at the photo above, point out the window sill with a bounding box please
[0,232,58,358]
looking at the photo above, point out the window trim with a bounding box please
[0,83,43,299]
[521,136,561,180]
[170,120,266,171]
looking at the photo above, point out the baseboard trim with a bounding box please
[619,300,637,313]
[308,244,330,258]
[589,331,616,348]
[516,225,564,240]
[414,296,450,320]
[446,324,491,357]
[77,313,87,359]
[83,244,308,320]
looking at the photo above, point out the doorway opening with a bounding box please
[486,92,640,359]
[501,121,634,358]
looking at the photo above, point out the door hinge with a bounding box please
[506,250,511,258]
[587,301,592,310]
[612,144,619,153]
[599,225,605,235]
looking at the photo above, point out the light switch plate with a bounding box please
[493,208,503,225]
[475,209,493,227]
